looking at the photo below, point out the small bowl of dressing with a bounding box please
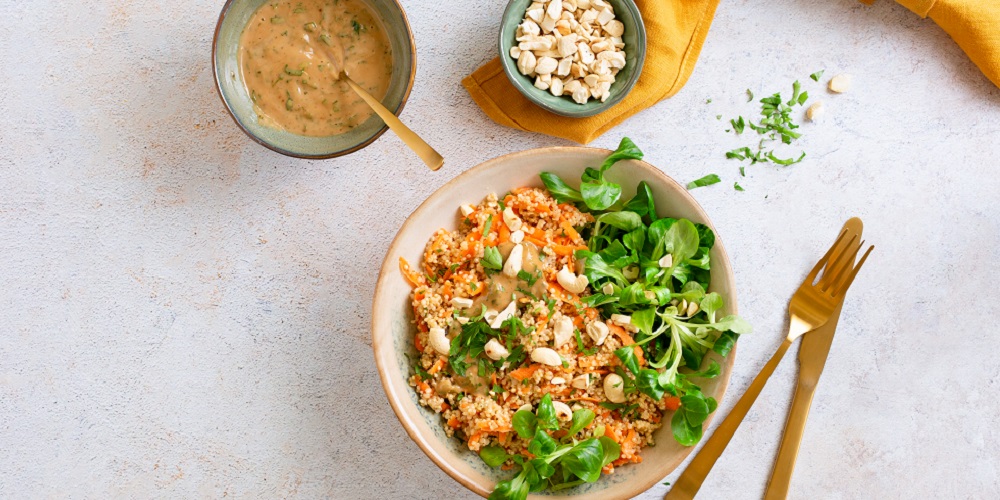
[213,0,416,159]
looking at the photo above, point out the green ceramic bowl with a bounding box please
[498,0,645,118]
[212,0,416,159]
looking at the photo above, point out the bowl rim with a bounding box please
[371,146,739,499]
[497,0,647,118]
[211,0,417,159]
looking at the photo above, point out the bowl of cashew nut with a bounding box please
[499,0,646,118]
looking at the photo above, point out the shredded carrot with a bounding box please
[525,236,547,249]
[664,396,681,411]
[552,430,568,439]
[501,463,514,471]
[427,358,446,375]
[609,324,646,366]
[585,308,599,320]
[414,335,425,353]
[439,281,453,299]
[512,187,532,195]
[424,232,449,273]
[498,223,511,244]
[467,431,483,445]
[499,432,510,445]
[448,417,461,429]
[417,381,431,393]
[605,425,620,443]
[509,364,541,382]
[566,396,602,403]
[559,220,581,242]
[399,257,425,288]
[551,243,586,257]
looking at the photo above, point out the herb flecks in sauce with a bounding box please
[238,0,393,136]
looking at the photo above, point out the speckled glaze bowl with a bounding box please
[498,0,646,118]
[372,147,739,499]
[212,0,416,159]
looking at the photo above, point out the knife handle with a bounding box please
[763,378,818,499]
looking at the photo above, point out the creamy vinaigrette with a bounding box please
[238,0,393,136]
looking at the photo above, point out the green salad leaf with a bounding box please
[487,393,620,500]
[483,138,751,500]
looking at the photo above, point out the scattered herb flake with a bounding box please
[810,70,825,82]
[687,174,721,190]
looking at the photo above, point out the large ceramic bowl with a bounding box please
[212,0,416,159]
[371,147,738,499]
[498,0,646,118]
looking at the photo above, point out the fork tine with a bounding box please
[831,245,874,297]
[820,236,861,292]
[806,229,849,283]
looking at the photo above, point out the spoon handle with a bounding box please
[342,76,443,171]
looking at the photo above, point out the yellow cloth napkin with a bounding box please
[870,0,1000,88]
[462,0,721,144]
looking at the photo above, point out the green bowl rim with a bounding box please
[211,0,418,159]
[497,0,646,118]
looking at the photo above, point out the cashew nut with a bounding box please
[807,101,825,121]
[502,244,524,277]
[552,400,573,421]
[603,373,626,403]
[429,327,450,355]
[586,320,609,345]
[556,266,589,295]
[686,301,700,317]
[510,230,524,244]
[489,301,518,328]
[484,338,510,360]
[658,254,673,268]
[553,315,574,348]
[530,347,563,366]
[828,74,852,93]
[571,373,593,389]
[517,50,537,75]
[546,0,563,20]
[603,19,624,37]
[459,204,475,217]
[451,297,473,309]
[611,314,637,333]
[502,207,523,232]
[535,56,558,76]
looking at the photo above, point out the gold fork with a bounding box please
[665,222,873,499]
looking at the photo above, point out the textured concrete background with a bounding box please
[1,0,998,498]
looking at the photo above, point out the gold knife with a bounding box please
[763,217,862,499]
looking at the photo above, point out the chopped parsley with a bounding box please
[686,174,721,190]
[482,246,502,272]
[724,79,812,172]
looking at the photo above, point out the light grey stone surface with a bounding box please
[1,0,998,498]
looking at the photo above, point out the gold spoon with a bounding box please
[321,45,443,171]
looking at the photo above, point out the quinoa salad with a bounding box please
[400,138,751,499]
